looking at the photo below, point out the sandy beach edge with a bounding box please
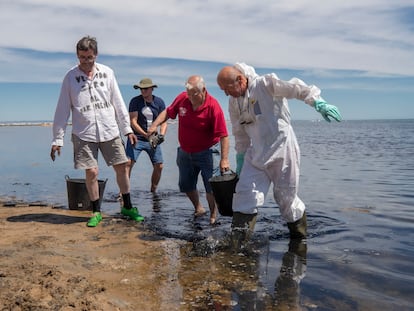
[0,203,185,311]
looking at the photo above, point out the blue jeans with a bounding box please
[125,139,163,164]
[176,143,220,193]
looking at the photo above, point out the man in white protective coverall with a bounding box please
[217,63,342,244]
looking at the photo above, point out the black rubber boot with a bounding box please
[287,212,307,240]
[288,238,307,260]
[230,212,257,252]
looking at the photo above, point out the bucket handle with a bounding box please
[220,169,237,176]
[65,175,108,184]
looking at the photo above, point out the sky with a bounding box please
[1,0,414,122]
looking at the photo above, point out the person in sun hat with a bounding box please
[133,77,157,90]
[217,63,342,246]
[125,77,167,193]
[50,35,144,227]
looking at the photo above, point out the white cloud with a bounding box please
[1,0,414,80]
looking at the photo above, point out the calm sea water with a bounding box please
[1,119,413,310]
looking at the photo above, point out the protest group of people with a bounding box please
[50,36,342,244]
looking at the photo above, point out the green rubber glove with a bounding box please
[314,100,342,122]
[236,153,245,176]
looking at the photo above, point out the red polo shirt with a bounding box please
[166,91,228,153]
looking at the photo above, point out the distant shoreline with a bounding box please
[0,119,412,127]
[0,119,181,127]
[0,122,53,127]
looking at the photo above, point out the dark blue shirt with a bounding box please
[128,95,166,140]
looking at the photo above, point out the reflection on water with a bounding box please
[143,204,355,310]
[1,120,414,310]
[173,232,308,310]
[273,239,307,309]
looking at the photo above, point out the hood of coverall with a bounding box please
[233,63,259,125]
[234,63,259,85]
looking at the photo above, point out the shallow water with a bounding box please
[1,119,413,310]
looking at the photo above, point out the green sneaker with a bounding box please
[87,212,102,227]
[121,207,144,222]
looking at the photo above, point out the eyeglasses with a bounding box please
[187,90,202,98]
[77,54,96,61]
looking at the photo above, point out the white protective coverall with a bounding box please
[229,63,323,223]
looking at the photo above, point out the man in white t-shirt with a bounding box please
[50,36,144,227]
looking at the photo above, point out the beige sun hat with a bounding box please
[133,78,158,89]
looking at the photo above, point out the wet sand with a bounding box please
[0,204,183,310]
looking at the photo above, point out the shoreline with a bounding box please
[0,122,53,127]
[0,119,180,127]
[0,197,60,208]
[0,204,184,310]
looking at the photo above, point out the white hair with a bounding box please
[185,75,205,92]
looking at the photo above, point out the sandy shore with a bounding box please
[0,204,184,311]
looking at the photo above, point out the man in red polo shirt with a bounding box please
[149,75,229,225]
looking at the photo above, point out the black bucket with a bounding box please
[208,171,239,216]
[65,175,107,210]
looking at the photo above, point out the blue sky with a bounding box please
[1,1,414,121]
